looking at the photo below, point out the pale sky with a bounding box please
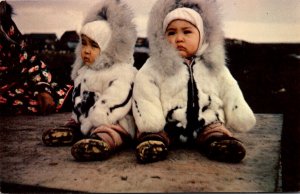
[8,0,300,43]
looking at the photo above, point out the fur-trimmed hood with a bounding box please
[71,0,137,80]
[147,0,226,76]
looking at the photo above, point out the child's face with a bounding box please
[165,20,200,58]
[80,34,101,66]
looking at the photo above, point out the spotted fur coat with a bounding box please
[132,0,256,143]
[71,0,137,137]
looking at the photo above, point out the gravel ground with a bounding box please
[0,113,282,192]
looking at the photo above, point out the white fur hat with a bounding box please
[163,7,205,48]
[80,20,112,51]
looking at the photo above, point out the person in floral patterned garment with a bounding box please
[0,1,72,115]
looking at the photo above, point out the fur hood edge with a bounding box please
[71,0,137,80]
[147,0,226,76]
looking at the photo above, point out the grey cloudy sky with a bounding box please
[8,0,300,43]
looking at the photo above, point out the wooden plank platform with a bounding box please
[0,113,282,192]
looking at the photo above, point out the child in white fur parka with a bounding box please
[132,0,256,163]
[42,0,137,161]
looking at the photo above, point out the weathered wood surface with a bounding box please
[0,113,282,192]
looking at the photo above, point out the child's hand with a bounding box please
[37,92,55,115]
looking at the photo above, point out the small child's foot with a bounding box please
[71,139,111,161]
[42,127,76,146]
[136,140,168,163]
[204,136,246,163]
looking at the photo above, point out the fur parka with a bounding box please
[132,0,256,142]
[71,0,137,138]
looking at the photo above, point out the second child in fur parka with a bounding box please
[132,0,256,163]
[42,0,137,161]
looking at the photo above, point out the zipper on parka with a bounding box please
[186,59,196,107]
[185,58,200,139]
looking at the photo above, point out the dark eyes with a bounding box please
[91,43,99,48]
[184,30,192,34]
[166,30,192,36]
[81,40,99,48]
[166,31,175,36]
[81,40,87,46]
